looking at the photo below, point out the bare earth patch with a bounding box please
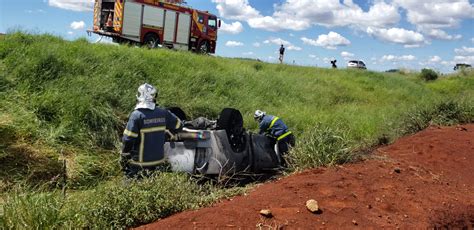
[138,124,474,229]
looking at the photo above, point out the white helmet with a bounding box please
[135,83,157,110]
[254,110,266,121]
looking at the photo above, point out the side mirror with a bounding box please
[218,19,221,28]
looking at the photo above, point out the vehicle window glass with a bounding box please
[208,17,217,29]
[198,14,204,24]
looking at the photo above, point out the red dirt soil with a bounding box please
[139,125,474,229]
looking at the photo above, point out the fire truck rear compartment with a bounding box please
[99,0,115,30]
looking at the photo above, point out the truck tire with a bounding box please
[144,33,159,49]
[217,108,246,152]
[198,41,209,54]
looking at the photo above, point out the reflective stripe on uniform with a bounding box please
[139,126,166,162]
[277,131,292,141]
[124,129,138,138]
[268,117,280,130]
[175,119,181,129]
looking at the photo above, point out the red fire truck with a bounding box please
[90,0,220,53]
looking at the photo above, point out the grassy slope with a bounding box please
[0,33,473,228]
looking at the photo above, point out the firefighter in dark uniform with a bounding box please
[254,110,295,166]
[121,83,183,178]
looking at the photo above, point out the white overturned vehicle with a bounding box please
[164,108,285,176]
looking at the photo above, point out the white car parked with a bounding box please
[347,60,366,69]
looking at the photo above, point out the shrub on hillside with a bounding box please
[419,68,438,81]
[288,123,352,170]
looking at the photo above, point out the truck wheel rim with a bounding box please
[200,43,207,53]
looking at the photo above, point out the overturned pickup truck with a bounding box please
[164,108,285,176]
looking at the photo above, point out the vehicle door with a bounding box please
[206,15,217,41]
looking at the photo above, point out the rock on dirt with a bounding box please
[259,209,272,218]
[305,199,319,213]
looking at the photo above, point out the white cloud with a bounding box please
[248,16,310,32]
[67,31,74,35]
[70,21,85,30]
[381,55,416,62]
[441,61,454,66]
[423,28,462,41]
[211,0,474,46]
[341,51,354,58]
[212,0,399,32]
[252,42,260,47]
[454,46,474,55]
[49,0,94,12]
[367,27,425,47]
[429,56,442,63]
[309,54,317,59]
[25,9,45,14]
[225,41,244,47]
[263,38,302,51]
[393,0,474,30]
[242,51,254,56]
[454,56,474,64]
[211,0,260,21]
[219,21,244,34]
[301,31,350,49]
[323,57,333,63]
[287,46,302,51]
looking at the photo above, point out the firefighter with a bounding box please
[331,59,337,68]
[254,110,295,165]
[279,44,285,64]
[121,83,183,178]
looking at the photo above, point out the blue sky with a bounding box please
[1,0,473,72]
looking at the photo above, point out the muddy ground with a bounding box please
[139,125,474,229]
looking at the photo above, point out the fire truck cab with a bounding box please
[91,0,219,53]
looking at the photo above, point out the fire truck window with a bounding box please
[208,18,217,29]
[198,15,204,24]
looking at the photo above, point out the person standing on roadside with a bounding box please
[121,83,183,178]
[279,44,285,64]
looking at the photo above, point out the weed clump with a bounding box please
[402,100,473,134]
[419,68,439,81]
[289,124,352,170]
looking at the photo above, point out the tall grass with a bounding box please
[1,173,245,229]
[1,32,473,228]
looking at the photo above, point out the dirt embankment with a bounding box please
[140,125,474,229]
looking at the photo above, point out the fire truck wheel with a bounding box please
[144,33,159,49]
[198,41,209,54]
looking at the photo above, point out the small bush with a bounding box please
[420,68,439,81]
[401,100,473,134]
[288,124,352,170]
[253,63,263,71]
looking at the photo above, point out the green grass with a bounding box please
[1,32,473,228]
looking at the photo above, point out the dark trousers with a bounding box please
[277,133,295,155]
[276,134,295,168]
[121,154,170,179]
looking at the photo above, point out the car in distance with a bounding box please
[347,60,366,69]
